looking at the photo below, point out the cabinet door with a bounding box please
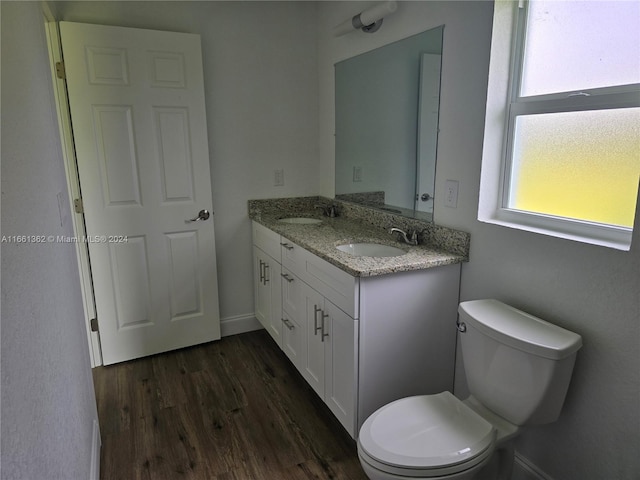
[254,246,282,345]
[253,247,270,329]
[324,300,358,436]
[301,283,326,398]
[281,310,304,372]
[265,253,282,345]
[281,267,302,321]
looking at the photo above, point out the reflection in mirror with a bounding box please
[335,26,444,221]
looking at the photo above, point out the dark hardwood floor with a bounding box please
[93,329,368,480]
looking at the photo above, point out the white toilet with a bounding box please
[357,299,582,480]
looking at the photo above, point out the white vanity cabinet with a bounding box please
[252,222,307,371]
[253,222,359,434]
[251,221,460,439]
[280,233,359,436]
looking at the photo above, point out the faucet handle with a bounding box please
[315,204,338,217]
[390,227,418,245]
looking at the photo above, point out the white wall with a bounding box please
[319,2,639,479]
[53,0,320,327]
[1,2,99,478]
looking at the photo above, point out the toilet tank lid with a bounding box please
[458,300,582,360]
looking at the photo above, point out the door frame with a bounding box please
[43,9,103,367]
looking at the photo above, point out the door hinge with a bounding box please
[73,198,83,214]
[55,61,66,80]
[90,318,99,332]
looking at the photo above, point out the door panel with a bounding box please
[302,284,325,397]
[282,311,304,372]
[93,105,141,206]
[324,301,357,434]
[253,247,282,344]
[60,22,220,365]
[155,108,195,203]
[416,53,442,213]
[266,256,283,344]
[281,267,302,320]
[110,237,152,329]
[166,231,201,319]
[254,248,270,329]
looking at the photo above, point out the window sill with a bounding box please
[480,208,633,251]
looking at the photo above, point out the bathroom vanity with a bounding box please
[250,197,469,438]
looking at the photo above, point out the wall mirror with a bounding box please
[335,25,444,221]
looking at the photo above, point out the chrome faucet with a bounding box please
[390,227,418,245]
[315,204,338,218]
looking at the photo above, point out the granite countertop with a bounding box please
[250,209,468,278]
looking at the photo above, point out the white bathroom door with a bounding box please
[416,53,442,214]
[60,22,221,365]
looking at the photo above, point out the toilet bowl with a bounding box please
[357,299,582,480]
[357,392,515,480]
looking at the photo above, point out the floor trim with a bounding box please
[220,313,263,337]
[90,419,101,480]
[513,452,554,480]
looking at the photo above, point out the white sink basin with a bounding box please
[336,243,406,257]
[278,217,322,225]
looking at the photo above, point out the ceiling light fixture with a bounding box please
[332,1,398,37]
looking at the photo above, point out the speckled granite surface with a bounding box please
[335,191,385,205]
[248,196,470,277]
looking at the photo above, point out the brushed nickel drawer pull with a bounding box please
[281,273,294,283]
[314,305,322,335]
[321,311,329,342]
[282,318,295,331]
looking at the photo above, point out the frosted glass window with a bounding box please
[521,1,640,97]
[509,108,640,228]
[480,0,640,249]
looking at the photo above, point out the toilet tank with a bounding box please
[458,299,582,426]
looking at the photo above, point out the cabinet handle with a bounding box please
[282,318,295,331]
[263,263,269,284]
[280,273,294,283]
[281,243,294,251]
[321,311,329,342]
[313,305,322,335]
[259,260,265,283]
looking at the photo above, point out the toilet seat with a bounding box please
[358,392,496,477]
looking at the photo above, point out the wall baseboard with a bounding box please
[512,452,554,480]
[220,313,262,337]
[90,419,101,480]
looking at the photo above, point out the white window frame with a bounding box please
[479,0,640,251]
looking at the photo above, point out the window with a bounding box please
[480,0,640,250]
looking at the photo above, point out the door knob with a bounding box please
[421,193,432,202]
[186,209,211,223]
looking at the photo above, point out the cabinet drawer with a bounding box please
[281,267,303,321]
[300,247,359,318]
[252,221,281,261]
[281,237,306,276]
